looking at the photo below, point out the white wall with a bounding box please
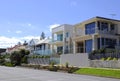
[60,53,89,67]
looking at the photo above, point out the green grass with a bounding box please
[75,68,120,79]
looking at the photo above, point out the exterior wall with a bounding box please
[52,24,74,54]
[90,60,120,68]
[73,17,120,54]
[60,53,89,67]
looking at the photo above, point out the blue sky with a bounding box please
[0,0,120,48]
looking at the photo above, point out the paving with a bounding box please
[0,66,119,81]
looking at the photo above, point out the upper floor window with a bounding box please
[66,32,69,38]
[110,24,115,31]
[85,22,95,35]
[57,34,63,41]
[101,22,108,31]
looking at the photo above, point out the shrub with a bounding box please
[65,62,69,68]
[48,66,58,72]
[106,57,113,61]
[4,62,14,67]
[67,67,79,73]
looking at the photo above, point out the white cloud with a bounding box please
[15,30,22,34]
[28,23,32,26]
[49,24,60,32]
[20,36,40,40]
[0,36,40,48]
[7,30,11,33]
[0,36,22,48]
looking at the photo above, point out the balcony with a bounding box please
[34,49,52,55]
[74,27,117,37]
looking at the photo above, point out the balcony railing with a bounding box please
[34,49,52,55]
[74,27,117,37]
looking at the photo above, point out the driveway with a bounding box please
[0,66,119,81]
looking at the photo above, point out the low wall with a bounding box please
[90,60,120,68]
[60,53,89,67]
[28,58,50,65]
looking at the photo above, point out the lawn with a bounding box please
[75,68,120,79]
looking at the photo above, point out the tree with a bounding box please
[10,51,21,66]
[23,41,28,46]
[40,32,45,40]
[10,49,30,66]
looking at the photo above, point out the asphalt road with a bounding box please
[0,66,119,81]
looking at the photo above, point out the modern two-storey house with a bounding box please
[52,17,120,55]
[51,24,74,54]
[73,16,120,54]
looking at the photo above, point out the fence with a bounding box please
[89,53,120,60]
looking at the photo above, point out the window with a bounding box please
[57,34,63,41]
[110,24,115,30]
[85,39,92,53]
[66,32,69,37]
[101,22,108,31]
[85,22,95,35]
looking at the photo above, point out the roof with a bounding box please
[29,38,51,46]
[95,16,120,22]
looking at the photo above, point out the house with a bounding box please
[52,17,120,55]
[28,38,52,55]
[6,45,27,54]
[73,16,120,53]
[51,24,74,54]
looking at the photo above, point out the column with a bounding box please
[92,35,95,50]
[63,30,65,54]
[73,41,76,54]
[51,33,54,54]
[100,36,102,49]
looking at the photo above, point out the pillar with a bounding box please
[73,41,76,54]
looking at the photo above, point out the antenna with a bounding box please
[110,14,116,18]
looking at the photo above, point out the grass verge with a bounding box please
[75,68,120,79]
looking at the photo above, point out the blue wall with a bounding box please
[85,22,95,35]
[85,39,92,53]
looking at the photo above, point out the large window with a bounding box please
[85,39,92,53]
[85,22,95,35]
[97,21,109,31]
[57,34,63,41]
[97,38,116,49]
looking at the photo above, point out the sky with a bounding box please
[0,0,120,48]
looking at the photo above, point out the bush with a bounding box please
[48,66,58,72]
[67,67,79,73]
[65,62,69,68]
[4,62,14,67]
[106,57,113,61]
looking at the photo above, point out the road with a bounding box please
[0,66,119,81]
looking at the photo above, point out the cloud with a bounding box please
[15,30,22,34]
[28,23,32,26]
[0,36,40,48]
[7,30,11,33]
[49,24,60,32]
[0,36,22,48]
[20,36,40,40]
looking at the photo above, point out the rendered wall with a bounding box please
[60,53,89,67]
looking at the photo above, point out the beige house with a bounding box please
[52,16,120,54]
